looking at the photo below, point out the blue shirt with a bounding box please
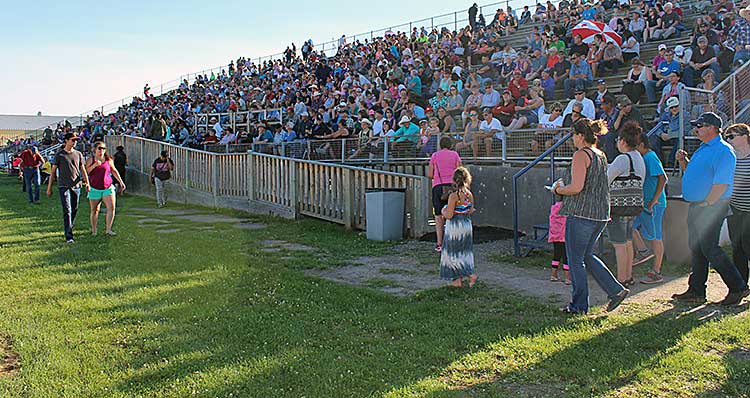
[582,8,596,20]
[657,60,680,77]
[642,150,667,207]
[392,122,420,143]
[682,135,736,202]
[409,76,422,95]
[569,60,593,80]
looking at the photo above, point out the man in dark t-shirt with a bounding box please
[47,132,89,243]
[150,151,174,208]
[113,146,128,189]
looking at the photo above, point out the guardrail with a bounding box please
[197,127,573,164]
[194,108,285,138]
[106,135,432,237]
[512,131,571,256]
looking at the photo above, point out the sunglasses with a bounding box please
[553,109,562,112]
[96,147,107,151]
[725,132,747,140]
[470,113,478,116]
[572,110,581,115]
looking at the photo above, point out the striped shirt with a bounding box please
[732,155,750,212]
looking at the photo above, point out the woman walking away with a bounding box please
[440,167,477,288]
[85,141,126,236]
[725,123,750,284]
[428,137,462,252]
[552,118,629,314]
[607,122,646,287]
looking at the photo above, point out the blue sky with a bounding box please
[0,0,524,116]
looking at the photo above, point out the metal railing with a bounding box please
[193,108,285,137]
[512,131,571,256]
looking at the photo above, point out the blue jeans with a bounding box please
[23,167,40,202]
[643,80,660,103]
[734,49,750,64]
[682,63,721,87]
[59,187,81,241]
[687,201,748,296]
[565,216,626,313]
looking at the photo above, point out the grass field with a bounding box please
[0,176,749,397]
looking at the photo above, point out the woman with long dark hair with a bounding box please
[85,141,126,236]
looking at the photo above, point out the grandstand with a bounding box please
[89,0,750,261]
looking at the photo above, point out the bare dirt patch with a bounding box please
[260,240,316,252]
[304,239,732,308]
[130,208,201,216]
[0,335,20,377]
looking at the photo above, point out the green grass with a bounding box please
[1,176,749,397]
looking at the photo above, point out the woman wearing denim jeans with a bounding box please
[552,118,630,314]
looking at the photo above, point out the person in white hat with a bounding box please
[651,2,680,41]
[652,95,684,167]
[348,118,375,160]
[390,115,420,157]
[657,71,686,115]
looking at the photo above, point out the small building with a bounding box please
[0,114,77,141]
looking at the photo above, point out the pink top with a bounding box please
[548,201,567,243]
[89,159,113,190]
[430,149,461,187]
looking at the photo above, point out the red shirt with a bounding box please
[19,149,43,168]
[508,78,528,99]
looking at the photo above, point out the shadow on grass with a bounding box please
[0,176,741,398]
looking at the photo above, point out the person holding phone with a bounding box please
[150,150,175,208]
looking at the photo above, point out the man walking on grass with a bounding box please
[672,113,750,305]
[46,132,89,244]
[150,151,174,208]
[19,145,44,204]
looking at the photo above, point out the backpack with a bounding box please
[610,153,643,217]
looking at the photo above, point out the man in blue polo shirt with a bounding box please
[672,112,750,305]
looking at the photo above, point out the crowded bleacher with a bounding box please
[49,0,750,166]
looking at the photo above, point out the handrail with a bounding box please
[512,132,572,256]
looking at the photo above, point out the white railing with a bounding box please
[106,135,433,237]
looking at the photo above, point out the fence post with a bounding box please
[212,155,219,207]
[247,151,255,201]
[184,150,190,190]
[343,169,353,229]
[501,134,507,161]
[140,140,145,173]
[732,75,737,123]
[454,12,458,31]
[431,17,434,30]
[384,139,389,163]
[341,139,346,162]
[289,160,299,217]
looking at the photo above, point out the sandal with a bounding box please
[434,244,442,252]
[550,276,560,282]
[564,279,572,285]
[469,275,479,288]
[560,305,583,314]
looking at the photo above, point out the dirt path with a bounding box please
[306,240,731,307]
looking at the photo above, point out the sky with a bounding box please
[0,0,519,117]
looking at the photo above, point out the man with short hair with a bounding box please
[651,96,684,167]
[150,151,175,208]
[20,145,44,204]
[46,132,89,243]
[564,53,593,99]
[683,36,721,87]
[597,95,620,161]
[563,88,596,119]
[658,71,686,114]
[727,6,750,64]
[672,112,750,305]
[481,82,501,108]
[652,2,680,40]
[599,41,624,75]
[477,108,503,157]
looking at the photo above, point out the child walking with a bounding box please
[549,199,571,284]
[440,167,477,288]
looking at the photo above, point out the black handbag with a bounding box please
[610,153,644,217]
[434,162,452,201]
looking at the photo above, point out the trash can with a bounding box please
[365,187,406,241]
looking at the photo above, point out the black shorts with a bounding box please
[432,184,452,216]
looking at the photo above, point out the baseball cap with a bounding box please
[665,96,680,108]
[63,132,80,141]
[691,112,723,128]
[597,79,606,85]
[617,96,632,107]
[674,45,685,56]
[658,44,667,51]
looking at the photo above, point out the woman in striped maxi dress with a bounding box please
[440,167,477,288]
